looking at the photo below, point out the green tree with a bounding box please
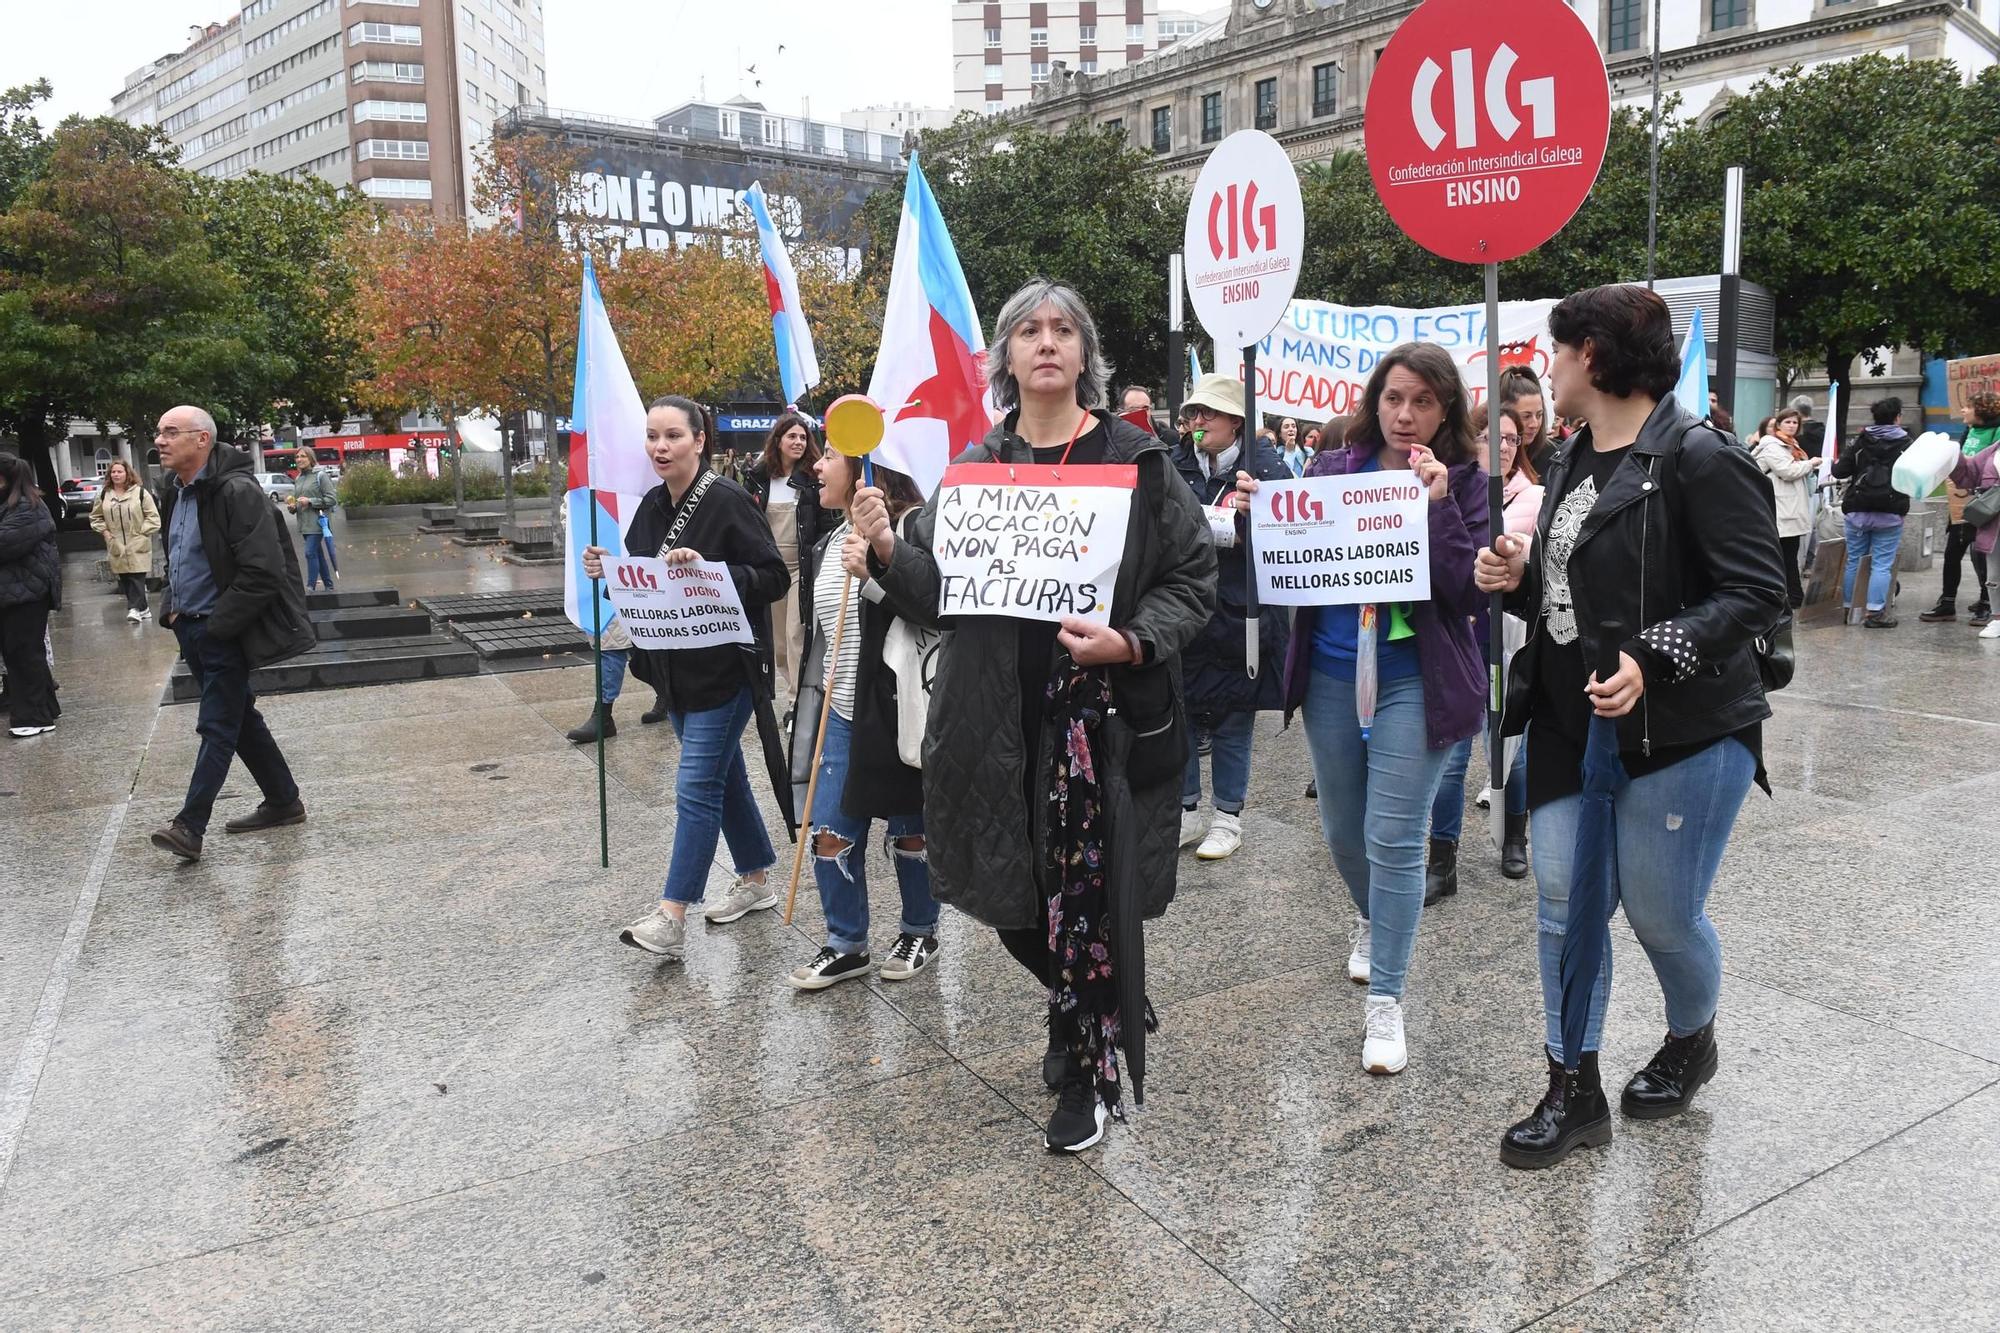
[0,118,278,493]
[859,122,1188,393]
[0,80,53,212]
[198,171,370,431]
[1688,56,2000,436]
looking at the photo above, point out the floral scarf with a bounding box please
[1042,657,1124,1115]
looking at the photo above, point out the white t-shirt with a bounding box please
[765,477,797,507]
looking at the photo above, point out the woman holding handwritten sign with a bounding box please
[582,396,792,963]
[851,279,1215,1154]
[1236,343,1489,1078]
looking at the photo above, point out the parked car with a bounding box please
[58,476,103,519]
[257,472,296,505]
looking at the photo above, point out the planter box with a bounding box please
[340,503,432,522]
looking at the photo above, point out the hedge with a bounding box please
[337,462,551,506]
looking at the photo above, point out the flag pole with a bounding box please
[784,573,853,924]
[589,489,609,869]
[1484,261,1506,803]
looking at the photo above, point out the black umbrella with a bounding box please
[1101,712,1154,1107]
[1557,622,1632,1071]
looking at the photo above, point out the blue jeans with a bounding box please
[1842,517,1903,612]
[598,648,628,704]
[1530,735,1755,1062]
[811,711,937,954]
[302,531,330,590]
[660,687,777,904]
[1303,669,1450,1001]
[1182,709,1255,814]
[171,617,301,836]
[1430,733,1527,841]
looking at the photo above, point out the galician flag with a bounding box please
[866,153,988,494]
[564,253,651,637]
[1675,305,1710,423]
[743,181,820,408]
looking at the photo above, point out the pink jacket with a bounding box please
[1949,444,1999,555]
[1503,472,1544,546]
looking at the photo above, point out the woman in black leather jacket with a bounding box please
[742,413,827,698]
[1474,284,1786,1171]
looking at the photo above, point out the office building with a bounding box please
[953,2,1227,113]
[108,0,549,219]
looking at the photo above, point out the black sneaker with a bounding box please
[786,946,871,991]
[878,933,939,982]
[1970,604,1993,628]
[1044,1073,1108,1153]
[1043,1012,1069,1090]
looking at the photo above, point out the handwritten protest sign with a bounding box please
[1945,353,2000,414]
[1250,474,1430,606]
[1219,297,1558,420]
[602,556,754,648]
[933,463,1135,624]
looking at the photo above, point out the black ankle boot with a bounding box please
[1621,1019,1719,1119]
[1500,1049,1611,1170]
[1919,598,1957,623]
[1423,837,1458,905]
[1042,1011,1068,1091]
[641,694,668,724]
[1501,812,1530,880]
[565,700,616,744]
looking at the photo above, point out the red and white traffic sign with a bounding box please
[1364,0,1610,265]
[1183,129,1305,349]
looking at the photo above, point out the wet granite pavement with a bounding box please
[2,517,1996,1331]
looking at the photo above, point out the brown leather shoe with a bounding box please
[223,799,307,833]
[150,820,203,861]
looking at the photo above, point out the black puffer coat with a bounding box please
[158,446,314,667]
[0,498,60,612]
[1172,434,1291,714]
[1503,398,1787,762]
[869,411,1217,930]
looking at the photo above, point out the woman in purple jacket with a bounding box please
[1237,342,1489,1076]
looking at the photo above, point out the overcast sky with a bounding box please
[7,1,954,126]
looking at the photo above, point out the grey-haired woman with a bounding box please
[850,278,1216,1153]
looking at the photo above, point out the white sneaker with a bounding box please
[1473,785,1492,810]
[1347,914,1372,985]
[1179,806,1210,850]
[125,608,143,623]
[618,904,685,958]
[702,874,779,924]
[1982,620,2000,639]
[138,608,152,621]
[1362,994,1407,1075]
[9,724,55,738]
[1196,810,1241,860]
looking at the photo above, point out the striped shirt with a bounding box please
[813,520,864,720]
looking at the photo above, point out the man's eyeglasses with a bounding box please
[155,426,204,440]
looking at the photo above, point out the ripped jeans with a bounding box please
[1529,735,1755,1063]
[812,710,937,955]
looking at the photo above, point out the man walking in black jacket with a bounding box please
[151,406,317,861]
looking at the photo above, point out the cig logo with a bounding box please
[615,563,659,591]
[1207,180,1278,261]
[1412,43,1555,152]
[1270,489,1324,524]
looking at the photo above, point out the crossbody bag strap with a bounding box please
[657,469,719,557]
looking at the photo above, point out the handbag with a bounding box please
[1753,610,1795,693]
[879,511,938,768]
[1965,485,2000,529]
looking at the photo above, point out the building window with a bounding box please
[349,22,422,46]
[1151,105,1171,153]
[1201,92,1221,144]
[1030,61,1050,84]
[1030,26,1048,46]
[351,62,424,84]
[1078,58,1098,74]
[1079,23,1096,42]
[356,137,429,160]
[359,176,433,200]
[1605,0,1644,52]
[1255,78,1277,131]
[1312,62,1338,117]
[719,109,739,138]
[985,25,1002,47]
[762,116,780,146]
[1105,117,1123,135]
[1708,0,1749,29]
[986,98,1005,113]
[354,98,428,124]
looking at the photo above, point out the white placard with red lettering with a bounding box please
[933,463,1136,624]
[1249,475,1430,607]
[1182,130,1305,349]
[602,556,754,649]
[1363,0,1610,265]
